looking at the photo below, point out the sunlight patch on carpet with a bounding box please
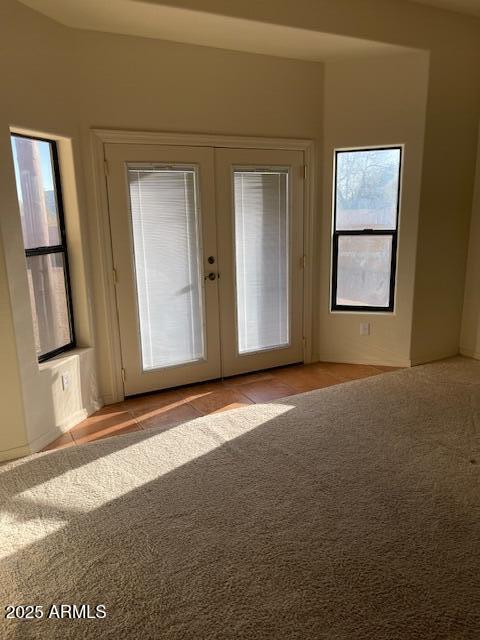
[0,403,293,559]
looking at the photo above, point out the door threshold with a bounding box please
[124,361,304,400]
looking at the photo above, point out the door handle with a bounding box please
[205,272,217,281]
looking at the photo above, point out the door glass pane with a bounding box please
[26,253,72,357]
[127,165,205,370]
[335,148,401,230]
[11,135,62,248]
[336,235,392,308]
[233,169,289,354]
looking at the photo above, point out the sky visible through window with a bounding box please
[11,138,54,202]
[10,135,72,358]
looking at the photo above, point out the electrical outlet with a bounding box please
[360,322,370,336]
[61,373,70,391]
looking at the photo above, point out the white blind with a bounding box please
[234,170,289,354]
[128,166,205,370]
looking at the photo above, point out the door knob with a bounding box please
[206,272,217,281]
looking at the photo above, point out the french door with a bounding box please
[105,142,305,396]
[215,148,304,377]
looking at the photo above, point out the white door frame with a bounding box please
[90,128,316,402]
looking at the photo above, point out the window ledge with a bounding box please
[38,346,94,371]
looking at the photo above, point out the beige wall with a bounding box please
[410,45,480,363]
[461,125,480,358]
[0,240,29,460]
[0,0,99,459]
[318,52,429,366]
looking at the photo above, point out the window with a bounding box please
[127,165,205,370]
[331,147,402,312]
[11,134,75,361]
[233,169,289,354]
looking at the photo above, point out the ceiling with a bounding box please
[19,0,479,63]
[16,0,416,61]
[409,0,480,17]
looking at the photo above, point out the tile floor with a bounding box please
[42,361,398,452]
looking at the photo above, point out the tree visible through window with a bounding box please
[11,134,75,361]
[332,147,402,312]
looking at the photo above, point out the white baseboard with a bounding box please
[57,408,89,433]
[312,353,412,368]
[0,443,31,463]
[0,405,103,462]
[102,393,121,406]
[29,429,68,455]
[459,347,480,360]
[29,399,104,455]
[409,350,460,367]
[56,399,103,434]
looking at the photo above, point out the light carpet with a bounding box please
[1,357,480,639]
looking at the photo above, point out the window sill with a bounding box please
[38,346,94,371]
[330,310,395,316]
